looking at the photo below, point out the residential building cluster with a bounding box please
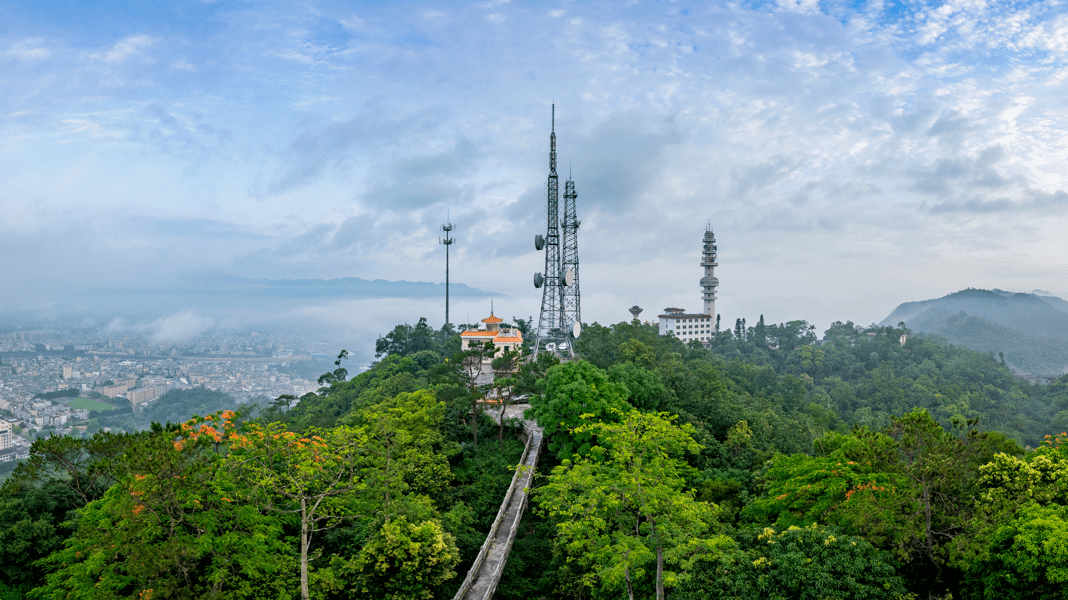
[0,327,324,456]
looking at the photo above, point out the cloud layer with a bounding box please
[2,0,1068,342]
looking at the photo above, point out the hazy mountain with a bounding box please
[187,276,496,300]
[881,288,1068,375]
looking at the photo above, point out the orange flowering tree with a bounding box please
[33,412,289,600]
[745,409,1023,594]
[225,421,365,600]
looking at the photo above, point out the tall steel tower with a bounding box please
[440,217,456,327]
[561,175,581,332]
[533,106,576,358]
[701,227,719,317]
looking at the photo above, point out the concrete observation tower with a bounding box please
[700,227,719,318]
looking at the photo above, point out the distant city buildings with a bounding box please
[0,327,321,448]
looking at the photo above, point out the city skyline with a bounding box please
[3,0,1068,343]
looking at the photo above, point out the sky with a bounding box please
[3,0,1068,353]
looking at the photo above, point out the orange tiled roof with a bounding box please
[481,315,504,324]
[494,336,523,343]
[461,330,495,337]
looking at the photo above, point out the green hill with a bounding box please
[881,288,1068,376]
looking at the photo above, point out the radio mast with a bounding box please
[533,105,580,358]
[440,213,456,327]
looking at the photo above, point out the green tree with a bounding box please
[536,410,726,600]
[459,340,496,447]
[608,361,671,411]
[745,410,1021,595]
[674,524,906,600]
[962,502,1068,599]
[328,516,460,600]
[526,360,632,461]
[0,481,78,597]
[343,389,453,517]
[490,345,525,447]
[956,432,1068,597]
[317,350,350,386]
[32,413,288,600]
[226,418,365,600]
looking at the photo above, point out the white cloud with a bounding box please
[5,0,1068,338]
[5,39,50,60]
[91,35,154,63]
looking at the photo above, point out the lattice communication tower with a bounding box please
[562,176,581,331]
[533,106,581,359]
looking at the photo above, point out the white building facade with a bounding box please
[659,308,715,344]
[658,228,720,346]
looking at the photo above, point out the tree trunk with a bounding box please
[655,543,664,600]
[471,402,478,447]
[300,498,310,600]
[498,401,506,449]
[624,565,635,600]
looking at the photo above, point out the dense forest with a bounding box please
[2,316,1067,599]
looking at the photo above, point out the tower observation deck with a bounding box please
[700,228,719,317]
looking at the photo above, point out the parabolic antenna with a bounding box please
[563,270,574,287]
[571,321,582,338]
[535,234,545,250]
[534,272,544,288]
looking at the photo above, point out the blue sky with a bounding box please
[3,0,1068,346]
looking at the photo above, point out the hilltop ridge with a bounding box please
[880,288,1068,375]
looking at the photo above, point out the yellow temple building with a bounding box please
[460,313,523,357]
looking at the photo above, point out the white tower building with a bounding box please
[700,228,719,317]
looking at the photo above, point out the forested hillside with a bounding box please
[881,288,1068,375]
[2,317,1067,599]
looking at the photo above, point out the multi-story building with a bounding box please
[97,377,137,398]
[128,384,168,407]
[0,423,14,462]
[659,228,720,346]
[659,308,716,344]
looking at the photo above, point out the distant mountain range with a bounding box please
[0,275,499,327]
[880,288,1068,376]
[195,276,497,299]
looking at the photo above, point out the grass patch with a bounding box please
[67,397,114,412]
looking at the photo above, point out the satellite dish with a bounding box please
[562,270,574,287]
[535,234,545,250]
[545,342,556,351]
[557,342,569,351]
[534,273,544,288]
[572,321,582,338]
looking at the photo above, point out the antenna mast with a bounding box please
[533,105,578,359]
[440,213,456,327]
[562,174,581,335]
